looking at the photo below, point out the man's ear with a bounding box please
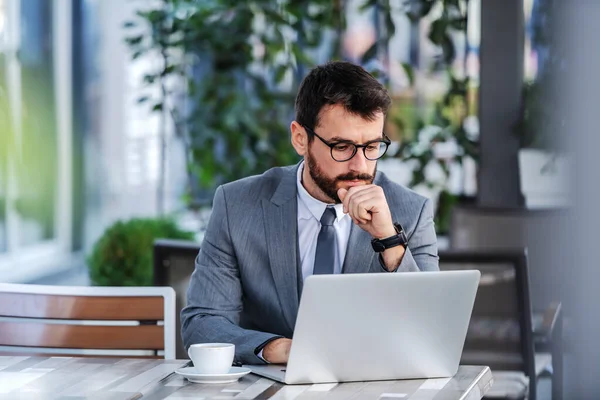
[290,121,308,156]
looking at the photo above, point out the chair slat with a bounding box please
[0,322,164,349]
[0,293,164,320]
[0,350,161,359]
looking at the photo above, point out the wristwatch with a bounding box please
[371,223,408,253]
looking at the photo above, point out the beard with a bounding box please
[305,148,376,203]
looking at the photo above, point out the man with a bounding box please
[181,61,439,366]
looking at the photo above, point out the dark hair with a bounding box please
[294,61,391,139]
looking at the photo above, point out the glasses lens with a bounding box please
[364,141,388,160]
[331,143,356,161]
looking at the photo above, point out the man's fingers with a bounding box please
[337,188,348,203]
[346,191,378,223]
[341,185,374,214]
[357,202,373,221]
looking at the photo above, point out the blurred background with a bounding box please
[0,0,558,283]
[2,0,599,397]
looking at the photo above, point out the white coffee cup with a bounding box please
[188,343,235,375]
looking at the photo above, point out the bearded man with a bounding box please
[182,61,439,366]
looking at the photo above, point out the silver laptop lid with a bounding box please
[284,270,480,384]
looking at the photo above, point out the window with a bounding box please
[0,0,73,282]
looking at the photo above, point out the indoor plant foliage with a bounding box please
[361,0,478,233]
[518,0,562,152]
[87,218,194,286]
[124,0,344,207]
[517,0,568,208]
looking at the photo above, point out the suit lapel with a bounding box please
[262,165,300,332]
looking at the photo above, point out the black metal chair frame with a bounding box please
[439,249,562,400]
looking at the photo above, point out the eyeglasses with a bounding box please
[302,125,391,162]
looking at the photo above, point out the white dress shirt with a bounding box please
[296,162,352,281]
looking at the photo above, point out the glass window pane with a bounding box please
[0,0,7,253]
[17,0,57,246]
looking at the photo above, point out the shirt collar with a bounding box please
[296,161,346,222]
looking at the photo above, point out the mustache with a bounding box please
[336,173,374,181]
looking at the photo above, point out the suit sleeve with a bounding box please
[180,185,280,365]
[390,197,439,272]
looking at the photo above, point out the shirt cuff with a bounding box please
[256,349,269,363]
[254,336,284,364]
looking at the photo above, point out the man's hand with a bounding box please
[338,185,396,239]
[338,185,405,271]
[263,338,292,364]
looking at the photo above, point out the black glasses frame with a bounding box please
[302,125,391,162]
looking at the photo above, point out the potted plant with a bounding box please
[517,0,569,208]
[517,79,569,208]
[87,217,195,286]
[123,0,344,210]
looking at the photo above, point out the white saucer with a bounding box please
[175,366,252,384]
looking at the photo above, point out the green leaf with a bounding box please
[449,17,467,31]
[421,0,435,17]
[441,33,455,64]
[405,0,435,22]
[132,50,144,60]
[292,46,314,66]
[361,39,384,64]
[143,74,157,84]
[444,0,461,9]
[384,11,396,37]
[162,65,177,76]
[401,63,415,86]
[274,65,287,84]
[152,103,163,112]
[428,19,447,45]
[145,10,167,24]
[359,0,379,12]
[125,35,144,46]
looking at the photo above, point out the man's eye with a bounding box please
[334,144,350,151]
[366,144,379,151]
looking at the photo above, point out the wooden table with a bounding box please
[0,356,493,399]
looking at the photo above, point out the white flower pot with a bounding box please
[518,149,570,208]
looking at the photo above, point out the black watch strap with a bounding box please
[371,223,408,253]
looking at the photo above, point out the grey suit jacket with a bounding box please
[181,163,439,364]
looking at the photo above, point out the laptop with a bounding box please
[245,270,480,384]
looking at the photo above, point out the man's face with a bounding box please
[304,104,384,203]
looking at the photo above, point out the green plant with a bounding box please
[87,217,195,286]
[517,0,562,152]
[124,0,344,209]
[518,80,556,150]
[360,0,478,233]
[366,0,477,185]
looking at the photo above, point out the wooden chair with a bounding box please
[0,283,176,359]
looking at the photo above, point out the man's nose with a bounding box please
[348,148,368,172]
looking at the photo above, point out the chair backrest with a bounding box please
[439,249,536,380]
[0,284,176,359]
[449,205,569,312]
[154,238,200,359]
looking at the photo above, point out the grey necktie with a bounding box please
[313,206,337,275]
